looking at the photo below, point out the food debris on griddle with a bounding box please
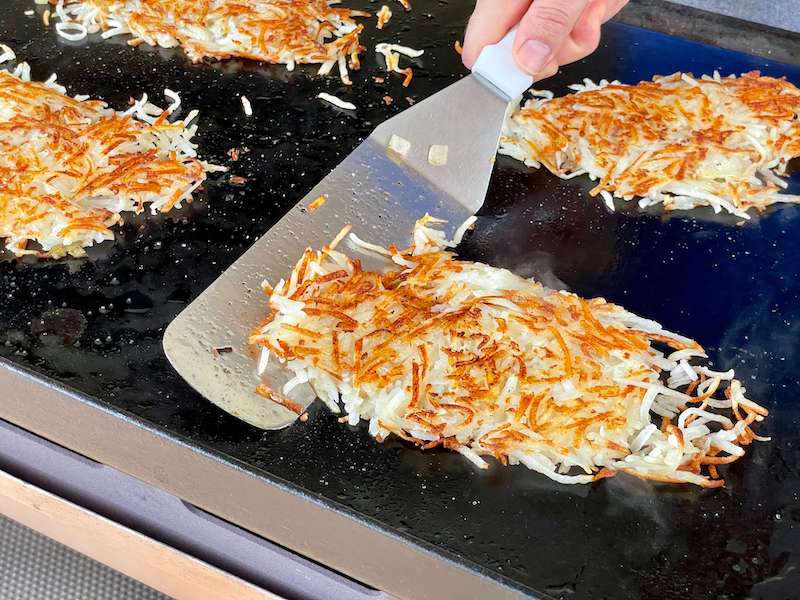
[240,95,253,116]
[375,42,423,88]
[308,195,328,212]
[249,216,769,488]
[317,92,357,111]
[376,5,392,29]
[226,146,250,162]
[427,144,449,166]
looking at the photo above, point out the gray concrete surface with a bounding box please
[669,0,800,33]
[0,516,167,600]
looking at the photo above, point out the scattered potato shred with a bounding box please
[375,42,421,87]
[317,92,356,111]
[388,134,411,156]
[308,194,328,211]
[240,95,253,116]
[376,5,392,29]
[428,144,449,166]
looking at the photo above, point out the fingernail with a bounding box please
[518,40,552,75]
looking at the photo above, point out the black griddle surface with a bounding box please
[2,2,800,598]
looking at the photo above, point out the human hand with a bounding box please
[462,0,628,80]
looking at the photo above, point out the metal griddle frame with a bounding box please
[2,3,799,598]
[0,416,381,600]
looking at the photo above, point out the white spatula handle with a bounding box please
[471,27,534,100]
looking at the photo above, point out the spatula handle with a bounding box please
[472,27,534,100]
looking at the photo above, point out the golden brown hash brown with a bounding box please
[250,218,768,487]
[51,0,367,83]
[500,72,800,218]
[0,69,207,258]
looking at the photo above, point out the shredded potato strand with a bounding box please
[0,58,209,258]
[48,0,367,85]
[375,42,420,87]
[500,72,800,218]
[250,216,768,487]
[376,5,391,29]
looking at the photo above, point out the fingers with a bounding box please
[551,0,605,68]
[462,0,625,80]
[513,0,591,75]
[462,0,531,69]
[535,58,560,80]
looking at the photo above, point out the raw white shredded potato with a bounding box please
[316,92,356,111]
[388,134,411,156]
[241,95,253,116]
[452,215,476,245]
[427,144,449,167]
[12,61,31,81]
[55,20,88,41]
[375,42,424,59]
[0,44,15,63]
[500,72,800,218]
[249,216,768,488]
[375,42,418,86]
[257,347,271,376]
[164,88,181,114]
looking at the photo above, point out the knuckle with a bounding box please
[529,4,574,35]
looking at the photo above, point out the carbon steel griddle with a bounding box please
[1,1,799,598]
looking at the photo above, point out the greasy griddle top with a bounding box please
[1,2,799,598]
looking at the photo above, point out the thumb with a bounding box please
[513,0,590,75]
[462,0,531,69]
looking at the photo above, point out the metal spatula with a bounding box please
[164,31,533,429]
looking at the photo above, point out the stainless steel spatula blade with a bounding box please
[164,31,533,429]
